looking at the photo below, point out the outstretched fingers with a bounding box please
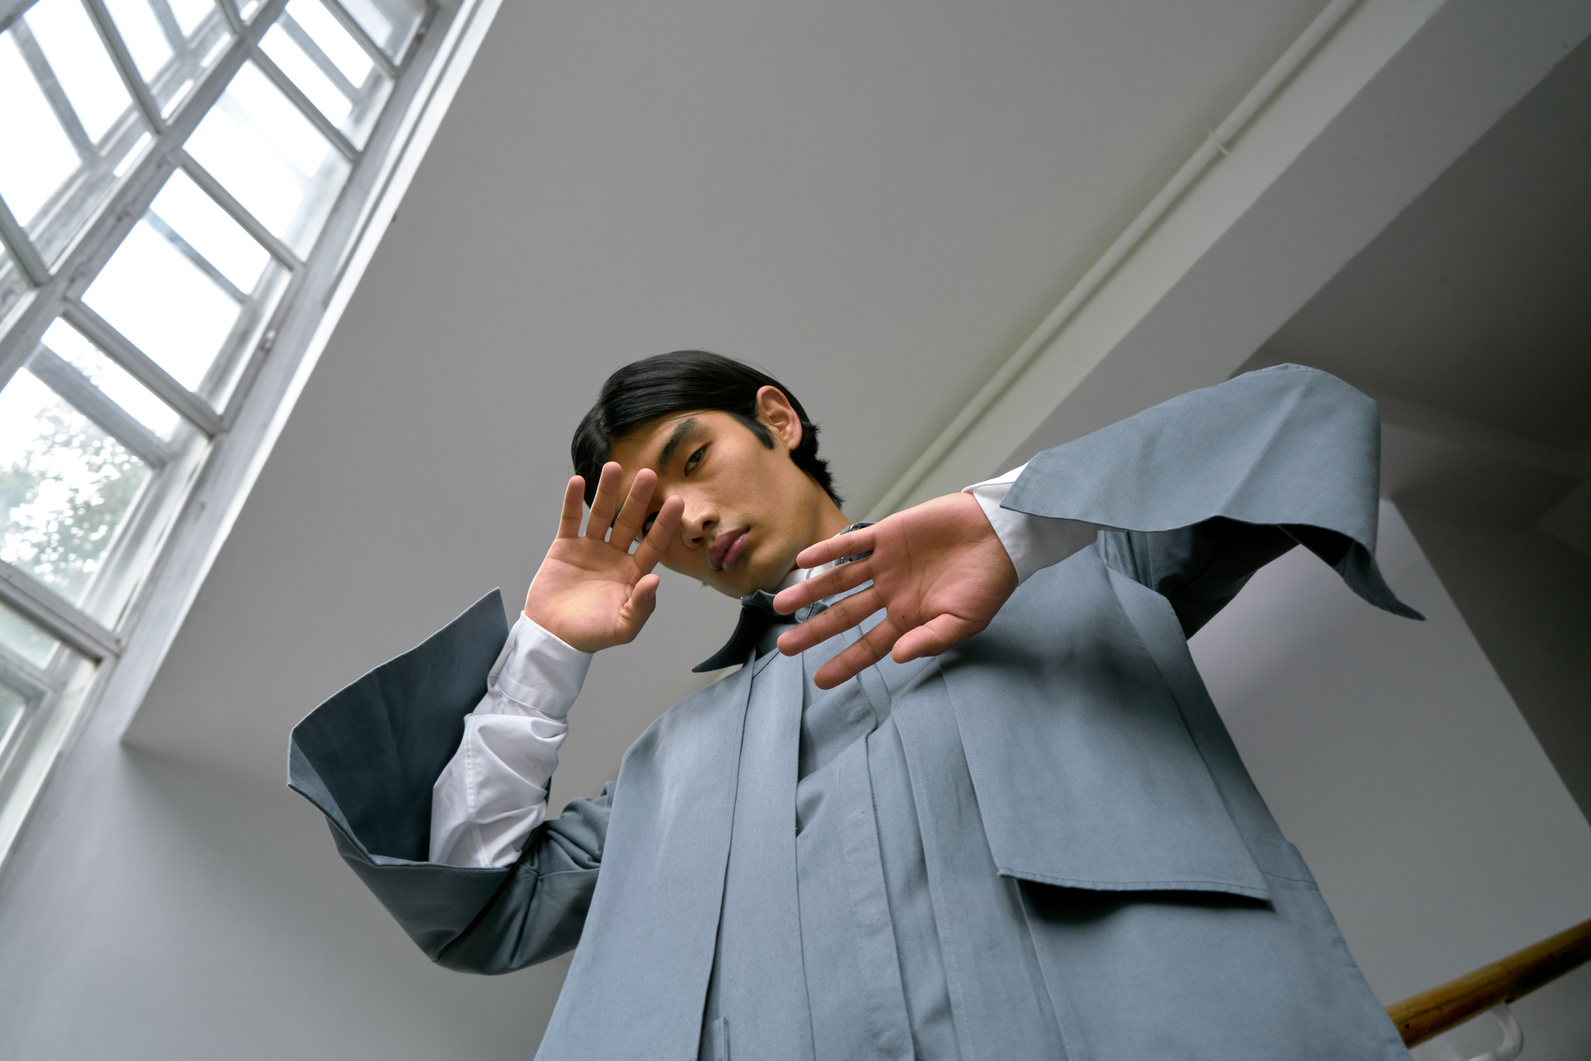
[776,586,883,656]
[772,556,873,615]
[610,468,656,547]
[795,525,878,571]
[557,476,585,538]
[632,495,683,574]
[813,618,901,689]
[585,462,623,538]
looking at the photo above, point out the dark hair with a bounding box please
[571,351,841,507]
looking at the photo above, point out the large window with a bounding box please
[0,0,473,855]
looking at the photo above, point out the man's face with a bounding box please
[607,389,847,598]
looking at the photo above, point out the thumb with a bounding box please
[624,573,661,627]
[893,613,978,664]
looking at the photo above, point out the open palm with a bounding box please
[524,463,683,653]
[773,491,1018,688]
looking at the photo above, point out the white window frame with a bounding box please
[0,0,502,868]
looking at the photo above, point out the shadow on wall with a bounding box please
[1189,500,1591,1058]
[1396,500,1591,827]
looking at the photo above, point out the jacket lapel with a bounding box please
[536,658,756,1061]
[711,650,814,1060]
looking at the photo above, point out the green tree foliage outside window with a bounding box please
[0,389,149,607]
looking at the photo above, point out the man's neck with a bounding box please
[812,500,853,546]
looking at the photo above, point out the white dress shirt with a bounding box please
[429,465,1097,868]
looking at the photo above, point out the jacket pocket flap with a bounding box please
[942,563,1269,900]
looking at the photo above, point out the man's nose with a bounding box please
[677,494,717,547]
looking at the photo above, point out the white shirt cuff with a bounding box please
[427,614,593,867]
[965,463,1102,584]
[481,614,593,721]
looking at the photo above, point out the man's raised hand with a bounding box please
[773,491,1018,689]
[524,462,683,653]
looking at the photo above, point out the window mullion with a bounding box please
[249,44,357,160]
[215,0,244,33]
[319,0,396,77]
[0,0,291,373]
[9,21,97,159]
[141,212,248,303]
[0,642,51,703]
[0,199,50,287]
[78,0,166,131]
[60,300,224,436]
[176,153,302,268]
[0,562,120,662]
[277,14,358,99]
[24,347,175,468]
[143,0,189,58]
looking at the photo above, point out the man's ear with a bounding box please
[755,386,804,451]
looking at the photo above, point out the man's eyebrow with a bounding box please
[611,416,701,529]
[656,416,700,472]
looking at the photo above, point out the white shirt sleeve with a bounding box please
[965,463,1103,583]
[428,613,593,868]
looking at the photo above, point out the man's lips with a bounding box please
[709,527,749,572]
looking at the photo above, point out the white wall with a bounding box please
[0,754,568,1060]
[1190,501,1591,1056]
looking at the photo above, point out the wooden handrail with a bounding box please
[1386,918,1591,1047]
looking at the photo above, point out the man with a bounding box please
[289,352,1420,1060]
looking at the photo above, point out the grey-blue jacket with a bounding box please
[289,364,1419,1060]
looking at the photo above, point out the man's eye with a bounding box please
[641,511,658,537]
[685,445,706,472]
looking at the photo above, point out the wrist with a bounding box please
[948,489,1019,585]
[520,610,592,654]
[522,607,609,654]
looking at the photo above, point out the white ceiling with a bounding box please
[1245,25,1591,529]
[1261,31,1591,456]
[124,0,1340,792]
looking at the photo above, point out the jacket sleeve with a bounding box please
[1000,364,1423,636]
[287,590,608,974]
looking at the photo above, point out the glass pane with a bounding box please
[152,169,271,292]
[0,6,153,266]
[185,62,352,256]
[0,364,153,606]
[167,0,216,37]
[0,599,58,670]
[85,223,238,389]
[0,251,29,330]
[0,33,83,228]
[289,0,371,84]
[40,319,182,438]
[261,0,392,148]
[101,0,231,116]
[82,169,289,406]
[102,0,173,77]
[25,0,136,144]
[0,601,93,781]
[337,0,423,62]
